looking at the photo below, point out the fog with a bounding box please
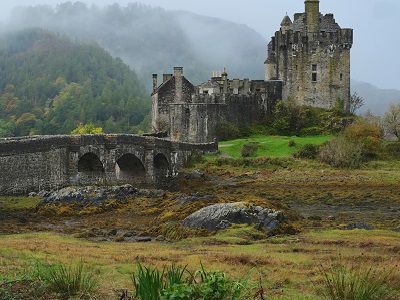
[1,0,399,89]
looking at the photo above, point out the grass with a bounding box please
[34,261,98,298]
[218,135,331,158]
[0,230,399,299]
[0,196,40,210]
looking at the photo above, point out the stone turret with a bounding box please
[280,15,292,34]
[305,0,320,33]
[265,0,353,111]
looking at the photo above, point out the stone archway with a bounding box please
[78,153,105,176]
[154,153,172,179]
[115,153,146,182]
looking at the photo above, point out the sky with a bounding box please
[1,0,399,90]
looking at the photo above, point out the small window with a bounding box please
[340,73,343,81]
[312,64,317,82]
[312,73,317,82]
[312,64,317,72]
[203,90,209,95]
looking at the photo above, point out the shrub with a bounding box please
[300,126,324,136]
[294,144,319,159]
[216,122,241,141]
[320,263,394,300]
[34,261,98,298]
[383,142,400,159]
[132,263,254,300]
[319,136,364,168]
[132,263,165,300]
[288,140,296,147]
[241,142,259,157]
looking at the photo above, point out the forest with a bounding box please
[0,28,150,137]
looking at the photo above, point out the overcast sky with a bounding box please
[1,0,399,89]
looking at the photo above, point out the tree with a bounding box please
[382,104,400,139]
[71,123,104,135]
[349,92,365,114]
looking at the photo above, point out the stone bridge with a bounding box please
[0,135,217,195]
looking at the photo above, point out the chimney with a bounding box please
[174,67,183,103]
[152,74,158,92]
[163,74,173,83]
[305,0,320,34]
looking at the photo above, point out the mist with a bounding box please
[1,0,399,90]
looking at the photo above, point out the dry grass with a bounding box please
[0,230,399,299]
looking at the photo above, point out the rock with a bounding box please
[186,170,205,179]
[123,231,135,238]
[28,192,37,197]
[40,185,166,205]
[155,235,165,242]
[136,237,152,243]
[177,193,216,205]
[108,229,118,236]
[327,215,336,221]
[339,223,375,231]
[182,202,285,231]
[394,226,400,232]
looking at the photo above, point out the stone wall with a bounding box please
[0,135,217,195]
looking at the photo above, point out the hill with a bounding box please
[0,28,149,137]
[351,80,400,115]
[7,2,266,86]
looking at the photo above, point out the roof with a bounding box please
[291,13,340,33]
[281,15,292,27]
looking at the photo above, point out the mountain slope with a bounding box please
[6,2,399,116]
[351,80,400,115]
[7,2,266,86]
[0,28,149,137]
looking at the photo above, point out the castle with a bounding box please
[151,0,353,143]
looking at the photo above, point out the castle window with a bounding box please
[340,73,343,81]
[312,64,317,82]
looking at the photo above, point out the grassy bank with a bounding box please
[218,135,331,158]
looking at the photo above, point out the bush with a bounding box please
[288,140,296,147]
[294,144,319,159]
[241,142,259,157]
[132,263,254,300]
[319,136,364,168]
[34,261,98,298]
[383,142,400,159]
[300,126,325,136]
[132,263,166,300]
[320,263,394,300]
[216,122,241,141]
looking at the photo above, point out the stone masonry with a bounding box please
[151,0,353,143]
[0,135,217,195]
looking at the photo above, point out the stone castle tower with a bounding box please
[151,0,353,143]
[265,0,353,111]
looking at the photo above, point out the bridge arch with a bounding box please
[154,153,172,179]
[115,153,146,181]
[78,152,105,177]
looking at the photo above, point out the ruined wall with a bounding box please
[0,135,217,195]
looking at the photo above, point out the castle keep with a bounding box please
[265,0,353,110]
[152,0,353,143]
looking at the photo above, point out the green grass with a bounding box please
[0,196,41,210]
[218,135,332,158]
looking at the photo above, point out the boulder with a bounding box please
[339,223,375,231]
[182,202,285,231]
[41,185,166,204]
[394,226,400,232]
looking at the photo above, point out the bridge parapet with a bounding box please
[0,134,217,195]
